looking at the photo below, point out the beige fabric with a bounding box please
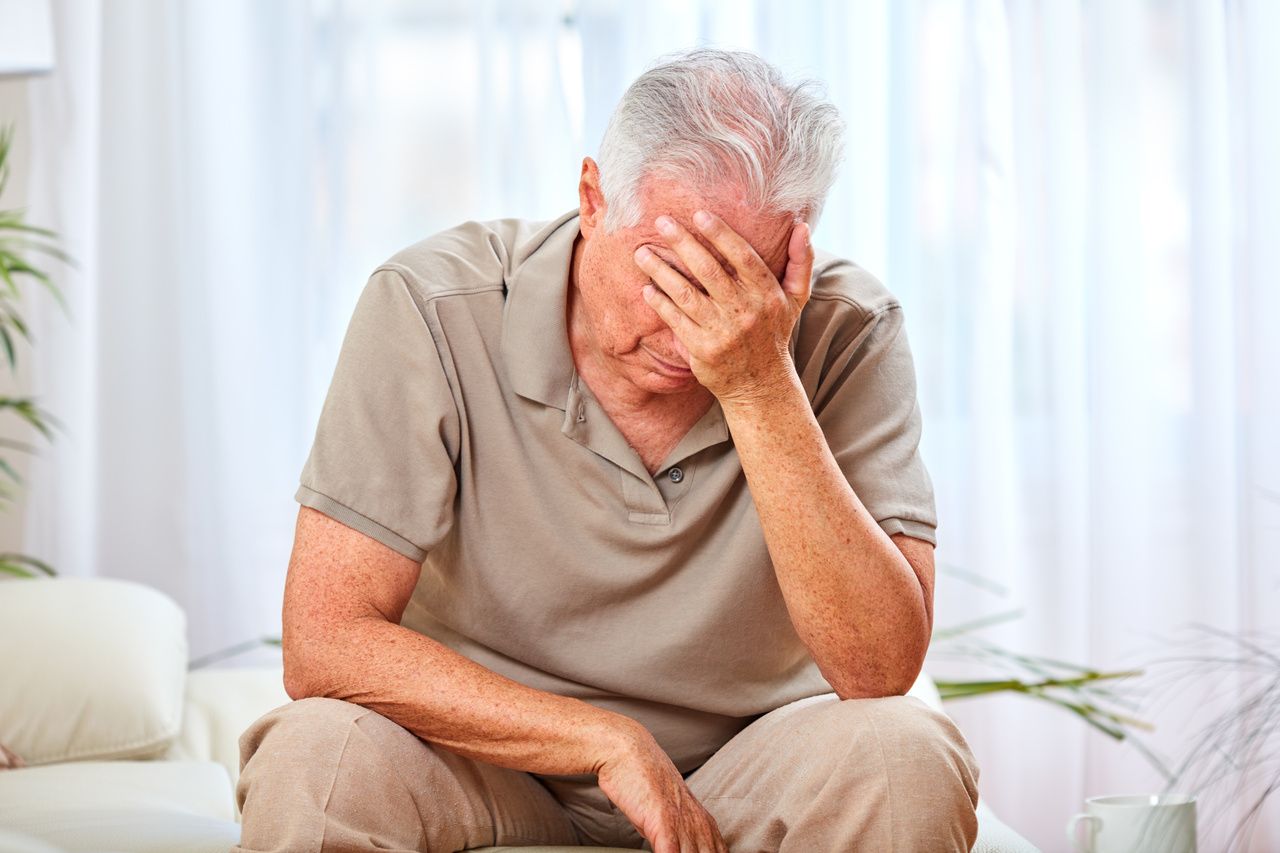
[475,797,1038,853]
[0,577,187,765]
[294,208,939,775]
[235,692,977,852]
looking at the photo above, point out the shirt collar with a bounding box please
[501,208,582,410]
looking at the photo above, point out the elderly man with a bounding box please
[235,47,980,852]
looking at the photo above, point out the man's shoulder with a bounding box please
[808,248,901,324]
[794,249,909,376]
[372,213,568,302]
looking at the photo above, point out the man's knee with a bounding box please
[235,697,383,816]
[808,695,981,848]
[239,697,367,772]
[817,695,974,762]
[235,697,447,851]
[822,696,979,787]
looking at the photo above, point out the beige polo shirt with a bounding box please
[294,207,937,774]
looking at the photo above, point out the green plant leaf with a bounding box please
[0,234,75,267]
[0,552,56,577]
[0,397,62,441]
[0,562,37,578]
[0,218,61,238]
[0,302,31,343]
[0,323,14,371]
[0,456,22,485]
[0,436,41,454]
[931,607,1025,641]
[936,561,1011,596]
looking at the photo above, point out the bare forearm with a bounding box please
[721,370,930,699]
[286,615,641,777]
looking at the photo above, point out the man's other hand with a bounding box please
[595,720,730,853]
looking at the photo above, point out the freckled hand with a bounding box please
[633,210,813,406]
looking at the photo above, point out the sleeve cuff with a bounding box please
[294,484,428,563]
[877,516,937,547]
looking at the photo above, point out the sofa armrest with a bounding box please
[164,666,290,794]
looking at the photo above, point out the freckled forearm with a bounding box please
[285,614,643,775]
[720,370,930,698]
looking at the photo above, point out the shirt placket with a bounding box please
[561,371,729,525]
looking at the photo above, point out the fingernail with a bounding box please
[655,216,675,235]
[693,210,712,229]
[634,246,652,262]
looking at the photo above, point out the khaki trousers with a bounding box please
[233,692,980,852]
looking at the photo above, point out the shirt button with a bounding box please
[668,466,684,483]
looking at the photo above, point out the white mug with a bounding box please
[1066,793,1197,853]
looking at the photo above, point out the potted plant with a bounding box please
[928,562,1279,853]
[0,121,71,579]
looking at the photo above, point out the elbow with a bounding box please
[826,638,930,701]
[281,628,328,701]
[831,675,913,701]
[879,630,932,698]
[880,660,926,699]
[873,607,934,698]
[282,663,313,702]
[823,660,904,700]
[281,613,378,701]
[282,649,315,701]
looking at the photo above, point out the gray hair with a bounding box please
[595,47,846,233]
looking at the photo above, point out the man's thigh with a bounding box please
[680,693,981,853]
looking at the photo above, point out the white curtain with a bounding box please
[23,1,1280,849]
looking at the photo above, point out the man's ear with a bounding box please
[578,157,606,239]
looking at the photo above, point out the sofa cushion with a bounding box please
[0,760,240,853]
[0,828,65,853]
[0,577,188,764]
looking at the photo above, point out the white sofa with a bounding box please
[0,577,1039,852]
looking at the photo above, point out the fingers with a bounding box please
[682,792,728,853]
[690,209,776,291]
[648,791,724,853]
[597,733,726,853]
[642,282,705,348]
[654,214,739,302]
[779,220,814,304]
[635,246,710,328]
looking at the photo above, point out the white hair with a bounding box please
[595,47,846,233]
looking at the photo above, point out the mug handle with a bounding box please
[1066,813,1101,852]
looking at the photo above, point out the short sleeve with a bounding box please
[813,304,938,546]
[295,268,461,562]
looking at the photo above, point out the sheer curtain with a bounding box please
[23,1,1279,849]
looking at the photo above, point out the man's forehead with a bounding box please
[643,230,787,282]
[635,177,794,271]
